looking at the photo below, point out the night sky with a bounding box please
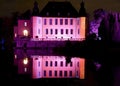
[0,0,120,19]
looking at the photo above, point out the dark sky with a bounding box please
[0,0,120,19]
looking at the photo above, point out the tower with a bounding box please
[32,1,39,16]
[79,0,87,40]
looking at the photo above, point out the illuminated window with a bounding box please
[24,67,27,72]
[15,33,17,37]
[24,22,27,26]
[23,58,28,65]
[23,30,28,36]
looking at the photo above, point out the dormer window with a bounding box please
[58,12,60,16]
[46,12,49,16]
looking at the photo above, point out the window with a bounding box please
[64,71,67,77]
[39,72,40,76]
[50,61,52,66]
[61,29,63,34]
[23,30,28,36]
[49,70,52,76]
[50,29,53,34]
[59,71,62,76]
[55,19,58,25]
[78,29,80,34]
[55,61,57,66]
[66,29,68,34]
[70,19,73,25]
[77,62,79,67]
[70,29,73,34]
[49,19,52,25]
[60,19,63,25]
[60,61,63,67]
[69,71,72,77]
[55,71,57,76]
[70,62,72,67]
[38,19,40,24]
[46,29,48,34]
[45,61,48,66]
[55,29,58,34]
[65,19,68,25]
[38,61,40,67]
[44,19,47,25]
[38,29,40,34]
[24,67,27,72]
[24,22,27,26]
[44,70,46,76]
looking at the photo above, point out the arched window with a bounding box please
[23,30,28,36]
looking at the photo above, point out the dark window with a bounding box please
[50,29,53,34]
[65,19,68,25]
[50,61,52,66]
[55,29,58,34]
[45,61,48,66]
[69,71,72,76]
[55,19,58,25]
[64,71,67,77]
[60,61,63,67]
[70,62,72,67]
[60,19,63,25]
[70,29,73,34]
[44,70,46,76]
[49,70,52,76]
[59,71,62,76]
[70,19,73,25]
[55,71,57,76]
[61,29,63,34]
[55,61,57,66]
[44,19,47,25]
[38,29,40,34]
[78,29,79,34]
[49,19,52,25]
[66,29,68,34]
[46,29,48,34]
[77,62,79,67]
[38,61,40,67]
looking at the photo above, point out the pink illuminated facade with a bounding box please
[14,1,88,46]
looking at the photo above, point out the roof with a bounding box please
[39,1,79,17]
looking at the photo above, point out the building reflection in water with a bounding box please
[14,49,85,79]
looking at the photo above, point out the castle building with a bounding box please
[14,1,88,47]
